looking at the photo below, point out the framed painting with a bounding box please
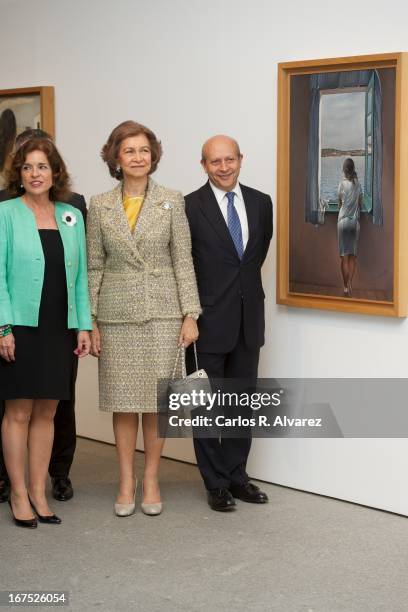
[277,53,408,317]
[0,86,54,189]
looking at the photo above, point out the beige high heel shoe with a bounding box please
[141,480,162,516]
[114,479,138,517]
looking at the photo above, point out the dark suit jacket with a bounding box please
[0,190,87,222]
[185,181,273,353]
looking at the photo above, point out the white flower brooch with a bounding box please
[161,201,173,210]
[62,211,77,226]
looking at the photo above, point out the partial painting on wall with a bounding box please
[277,53,408,317]
[0,86,54,188]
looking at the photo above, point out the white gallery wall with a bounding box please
[1,0,407,514]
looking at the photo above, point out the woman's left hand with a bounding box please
[74,331,91,357]
[178,317,199,348]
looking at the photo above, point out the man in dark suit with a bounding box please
[185,134,273,512]
[0,128,87,504]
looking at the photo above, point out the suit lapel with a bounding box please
[198,182,239,258]
[240,183,259,261]
[102,182,131,237]
[198,182,259,261]
[132,178,160,244]
[101,183,146,265]
[55,202,76,258]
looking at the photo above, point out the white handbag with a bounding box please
[167,342,211,408]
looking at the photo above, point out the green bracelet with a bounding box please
[0,325,12,338]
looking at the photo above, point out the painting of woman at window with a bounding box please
[337,158,363,296]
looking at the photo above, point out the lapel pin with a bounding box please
[161,201,173,210]
[62,211,77,226]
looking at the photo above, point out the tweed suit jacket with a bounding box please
[87,178,201,324]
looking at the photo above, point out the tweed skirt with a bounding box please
[98,318,182,413]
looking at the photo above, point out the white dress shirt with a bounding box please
[209,182,249,250]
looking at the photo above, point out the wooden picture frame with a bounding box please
[277,53,408,317]
[0,86,55,188]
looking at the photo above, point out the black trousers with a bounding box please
[186,326,260,491]
[0,356,78,482]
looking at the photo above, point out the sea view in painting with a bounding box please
[320,154,365,202]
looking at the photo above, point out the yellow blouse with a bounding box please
[123,194,144,232]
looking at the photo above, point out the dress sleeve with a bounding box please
[86,196,106,319]
[170,192,202,319]
[0,210,13,326]
[75,210,92,330]
[337,181,344,202]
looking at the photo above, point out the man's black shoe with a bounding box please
[0,479,10,503]
[207,488,236,512]
[229,482,268,504]
[51,477,73,501]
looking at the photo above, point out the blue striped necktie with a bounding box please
[226,191,244,259]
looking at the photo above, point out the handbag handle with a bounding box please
[171,342,199,380]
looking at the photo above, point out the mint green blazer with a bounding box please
[0,198,92,330]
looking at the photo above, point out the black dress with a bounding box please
[0,230,76,400]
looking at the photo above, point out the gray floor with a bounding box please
[1,438,408,612]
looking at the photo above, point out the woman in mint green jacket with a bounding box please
[0,137,92,528]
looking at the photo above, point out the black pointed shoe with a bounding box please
[51,477,73,501]
[29,499,62,525]
[229,482,269,504]
[207,488,236,512]
[0,479,10,503]
[8,500,37,529]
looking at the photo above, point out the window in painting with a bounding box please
[318,85,374,213]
